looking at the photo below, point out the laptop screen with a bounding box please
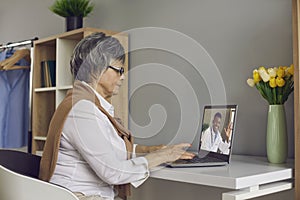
[198,105,238,162]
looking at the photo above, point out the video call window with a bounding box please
[200,107,236,155]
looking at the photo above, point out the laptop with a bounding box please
[167,104,238,167]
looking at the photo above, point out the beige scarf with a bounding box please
[39,80,133,200]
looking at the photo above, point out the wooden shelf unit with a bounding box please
[31,27,128,155]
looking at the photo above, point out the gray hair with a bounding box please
[70,32,125,83]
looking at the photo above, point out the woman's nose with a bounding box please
[120,74,125,80]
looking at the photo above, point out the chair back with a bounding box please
[0,149,41,178]
[0,165,79,200]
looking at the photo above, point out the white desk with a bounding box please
[150,155,293,200]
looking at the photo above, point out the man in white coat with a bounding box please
[200,112,232,154]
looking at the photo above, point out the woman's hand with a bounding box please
[144,143,195,169]
[160,143,195,161]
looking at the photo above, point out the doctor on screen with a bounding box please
[200,112,233,154]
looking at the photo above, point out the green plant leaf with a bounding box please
[202,123,209,132]
[49,0,94,17]
[256,82,272,104]
[272,87,277,104]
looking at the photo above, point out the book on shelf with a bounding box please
[41,60,56,87]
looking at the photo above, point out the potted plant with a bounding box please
[49,0,94,31]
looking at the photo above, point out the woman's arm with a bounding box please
[135,144,165,155]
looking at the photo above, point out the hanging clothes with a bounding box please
[0,49,30,148]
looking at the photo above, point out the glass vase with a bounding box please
[266,104,288,164]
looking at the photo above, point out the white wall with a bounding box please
[0,0,294,199]
[0,1,294,156]
[88,0,293,158]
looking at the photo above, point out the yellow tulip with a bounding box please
[287,64,294,76]
[269,77,277,88]
[247,65,294,105]
[276,77,285,87]
[247,78,255,87]
[253,70,261,83]
[267,67,277,78]
[277,66,285,78]
[259,66,266,70]
[258,66,270,82]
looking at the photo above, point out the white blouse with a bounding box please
[50,82,149,199]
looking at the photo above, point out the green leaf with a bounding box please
[272,87,277,104]
[49,0,94,17]
[256,82,272,104]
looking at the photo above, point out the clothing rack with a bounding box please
[0,37,38,49]
[0,37,38,152]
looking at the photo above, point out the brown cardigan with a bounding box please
[39,80,133,199]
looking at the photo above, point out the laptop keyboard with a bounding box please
[174,155,224,164]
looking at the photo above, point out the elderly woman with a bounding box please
[39,32,194,200]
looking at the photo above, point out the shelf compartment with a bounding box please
[32,91,55,137]
[56,89,71,107]
[33,42,56,89]
[56,38,78,87]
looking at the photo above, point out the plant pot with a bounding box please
[66,16,83,31]
[266,104,288,164]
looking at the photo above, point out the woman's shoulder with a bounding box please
[70,99,109,120]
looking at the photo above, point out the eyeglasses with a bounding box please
[107,65,125,76]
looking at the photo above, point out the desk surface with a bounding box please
[150,155,293,190]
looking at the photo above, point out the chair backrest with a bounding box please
[0,165,79,200]
[0,149,41,178]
